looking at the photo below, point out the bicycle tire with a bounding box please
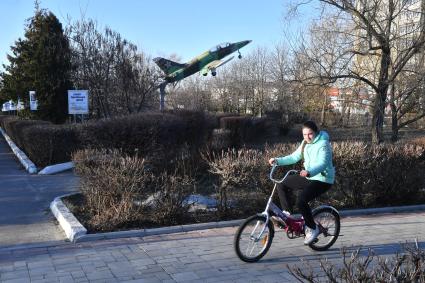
[309,206,340,251]
[234,214,274,262]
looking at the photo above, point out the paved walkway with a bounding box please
[0,135,79,248]
[1,132,425,282]
[0,212,424,283]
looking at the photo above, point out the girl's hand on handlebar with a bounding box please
[300,170,310,177]
[268,158,276,166]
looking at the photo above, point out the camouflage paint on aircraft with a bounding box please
[153,40,251,83]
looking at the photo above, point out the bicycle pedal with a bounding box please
[271,216,286,228]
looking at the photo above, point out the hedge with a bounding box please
[0,111,216,168]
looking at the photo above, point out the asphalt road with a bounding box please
[0,135,79,248]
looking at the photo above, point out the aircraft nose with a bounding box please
[234,40,252,50]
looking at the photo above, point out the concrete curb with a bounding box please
[0,127,73,175]
[50,194,87,242]
[38,161,74,175]
[0,127,37,174]
[52,193,425,243]
[339,205,425,217]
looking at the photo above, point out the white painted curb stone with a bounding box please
[0,127,37,174]
[51,193,425,243]
[38,161,74,175]
[50,194,87,242]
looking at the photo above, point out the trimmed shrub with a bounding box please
[202,142,301,217]
[220,116,253,146]
[4,119,51,149]
[76,111,214,171]
[21,124,80,167]
[147,169,194,226]
[76,113,168,154]
[164,109,216,146]
[332,142,425,208]
[219,115,285,146]
[203,140,425,216]
[265,110,293,135]
[202,149,271,218]
[412,136,425,147]
[72,149,194,231]
[0,115,18,129]
[0,111,215,168]
[211,113,240,128]
[73,149,152,231]
[209,129,232,150]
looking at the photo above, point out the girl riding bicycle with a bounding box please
[268,120,335,245]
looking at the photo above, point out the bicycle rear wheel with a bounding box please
[234,214,274,262]
[309,206,340,251]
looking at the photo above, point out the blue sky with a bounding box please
[0,0,319,71]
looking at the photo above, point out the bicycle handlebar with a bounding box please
[269,164,298,183]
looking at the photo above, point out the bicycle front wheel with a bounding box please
[309,206,340,251]
[234,214,274,262]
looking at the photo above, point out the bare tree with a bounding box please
[269,42,301,113]
[67,19,158,118]
[389,40,425,139]
[288,16,351,126]
[167,74,213,111]
[248,47,272,117]
[288,0,425,143]
[209,65,240,113]
[114,42,160,113]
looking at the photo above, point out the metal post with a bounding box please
[159,83,167,111]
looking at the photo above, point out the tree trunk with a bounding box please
[320,89,327,126]
[389,84,398,142]
[339,97,346,127]
[390,101,398,142]
[372,91,386,144]
[372,48,391,144]
[346,107,351,127]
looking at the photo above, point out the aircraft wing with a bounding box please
[201,56,234,76]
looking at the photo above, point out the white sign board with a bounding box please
[68,90,89,114]
[29,91,38,110]
[17,99,25,111]
[2,102,10,112]
[6,100,16,111]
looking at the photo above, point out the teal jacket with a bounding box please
[275,131,335,184]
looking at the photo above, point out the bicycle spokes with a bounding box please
[309,207,340,251]
[234,215,274,262]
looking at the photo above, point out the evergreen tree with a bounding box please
[0,9,72,123]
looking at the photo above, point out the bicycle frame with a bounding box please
[236,165,341,262]
[259,167,305,236]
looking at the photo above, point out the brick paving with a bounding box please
[0,212,424,283]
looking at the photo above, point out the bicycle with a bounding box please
[234,165,341,262]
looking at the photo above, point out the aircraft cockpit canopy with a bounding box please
[210,42,231,52]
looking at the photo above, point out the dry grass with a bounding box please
[288,242,425,282]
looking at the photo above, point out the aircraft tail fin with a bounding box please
[153,57,186,75]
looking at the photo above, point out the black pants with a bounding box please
[277,175,331,229]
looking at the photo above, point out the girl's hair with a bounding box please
[302,120,319,133]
